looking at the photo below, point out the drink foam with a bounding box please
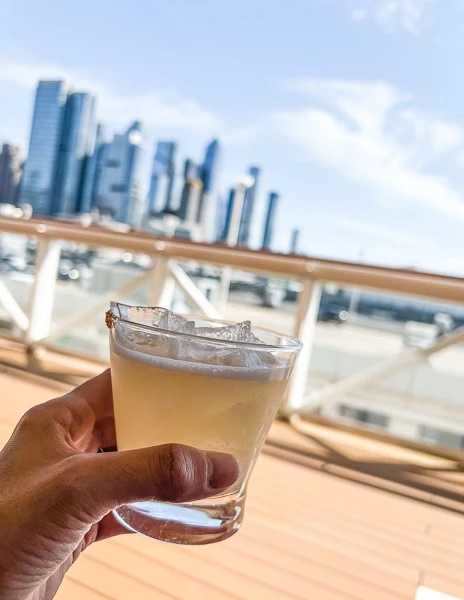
[111,326,289,382]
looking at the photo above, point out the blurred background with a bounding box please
[0,2,463,599]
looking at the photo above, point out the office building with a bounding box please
[290,228,300,254]
[0,144,22,205]
[52,92,96,215]
[177,159,201,221]
[262,192,279,249]
[218,188,235,242]
[197,139,220,223]
[79,123,107,213]
[147,141,177,213]
[238,166,260,245]
[19,81,68,215]
[97,121,145,226]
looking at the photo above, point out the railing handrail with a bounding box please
[0,215,463,304]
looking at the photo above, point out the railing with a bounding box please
[0,215,463,461]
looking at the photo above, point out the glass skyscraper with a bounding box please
[79,123,107,213]
[262,191,279,249]
[147,141,177,214]
[197,139,220,223]
[177,158,200,220]
[97,121,145,226]
[238,166,260,245]
[18,81,68,215]
[218,188,235,242]
[290,228,300,254]
[52,92,96,215]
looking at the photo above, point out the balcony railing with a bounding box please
[0,215,463,463]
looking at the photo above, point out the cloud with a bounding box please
[274,78,464,221]
[341,0,438,33]
[350,8,368,21]
[0,60,220,132]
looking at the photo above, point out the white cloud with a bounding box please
[351,8,368,21]
[0,60,220,132]
[344,0,438,33]
[274,78,464,221]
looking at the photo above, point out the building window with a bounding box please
[338,405,389,429]
[418,425,464,450]
[107,159,121,168]
[110,184,127,193]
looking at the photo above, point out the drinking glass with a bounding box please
[107,303,302,545]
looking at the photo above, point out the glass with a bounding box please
[107,302,301,545]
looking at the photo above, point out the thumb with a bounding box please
[69,444,240,520]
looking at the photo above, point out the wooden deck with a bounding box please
[0,345,463,600]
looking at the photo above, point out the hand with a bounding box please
[0,370,239,600]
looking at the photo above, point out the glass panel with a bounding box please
[307,284,464,452]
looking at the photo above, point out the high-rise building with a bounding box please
[79,123,107,213]
[147,141,177,214]
[262,192,279,249]
[290,228,300,254]
[19,80,68,215]
[197,139,220,223]
[52,92,96,215]
[177,159,202,221]
[0,144,22,205]
[238,166,260,245]
[218,188,235,242]
[97,121,145,225]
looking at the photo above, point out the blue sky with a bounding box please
[0,0,463,276]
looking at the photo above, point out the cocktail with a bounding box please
[106,303,301,544]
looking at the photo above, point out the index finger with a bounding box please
[72,369,114,422]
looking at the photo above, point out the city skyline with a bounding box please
[7,79,277,244]
[0,0,463,275]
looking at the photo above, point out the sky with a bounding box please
[0,0,464,276]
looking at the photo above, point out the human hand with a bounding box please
[0,370,239,600]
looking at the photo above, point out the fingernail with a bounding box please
[206,452,240,489]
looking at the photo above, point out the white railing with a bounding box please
[0,215,463,430]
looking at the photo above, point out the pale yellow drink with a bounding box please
[110,337,289,488]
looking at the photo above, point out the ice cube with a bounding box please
[111,303,196,334]
[196,321,264,344]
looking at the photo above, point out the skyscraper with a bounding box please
[218,188,235,242]
[262,192,279,249]
[52,92,96,215]
[147,141,177,214]
[177,159,202,221]
[97,121,145,225]
[197,139,220,223]
[79,123,107,213]
[0,144,22,205]
[290,228,300,254]
[19,81,68,215]
[238,166,260,245]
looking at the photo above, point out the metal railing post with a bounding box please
[282,278,322,414]
[0,280,29,333]
[169,261,222,319]
[149,256,175,309]
[25,239,61,345]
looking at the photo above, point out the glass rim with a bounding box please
[108,308,302,353]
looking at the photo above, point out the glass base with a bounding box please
[113,494,245,545]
